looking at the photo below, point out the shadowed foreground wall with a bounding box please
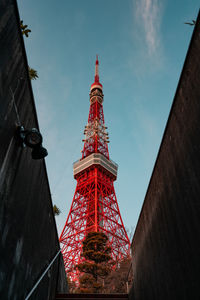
[129,12,200,300]
[0,1,67,299]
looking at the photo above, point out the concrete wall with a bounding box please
[130,11,200,300]
[0,1,67,299]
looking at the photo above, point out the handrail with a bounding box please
[24,249,61,300]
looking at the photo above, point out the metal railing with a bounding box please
[24,249,61,300]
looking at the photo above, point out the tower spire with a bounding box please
[91,55,103,91]
[95,54,99,82]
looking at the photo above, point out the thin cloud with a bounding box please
[129,104,161,166]
[135,0,162,55]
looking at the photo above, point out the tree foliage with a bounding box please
[53,204,61,216]
[103,257,133,293]
[67,277,76,293]
[20,20,38,80]
[76,232,113,293]
[20,20,31,37]
[28,67,38,80]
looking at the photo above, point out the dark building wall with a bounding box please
[130,11,200,300]
[0,1,67,299]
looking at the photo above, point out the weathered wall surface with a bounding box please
[130,11,200,300]
[0,1,67,299]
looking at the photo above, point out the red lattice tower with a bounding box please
[59,56,130,280]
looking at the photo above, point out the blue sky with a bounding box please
[18,0,199,237]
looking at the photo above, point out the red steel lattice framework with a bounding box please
[59,57,130,280]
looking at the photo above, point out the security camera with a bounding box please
[17,126,48,160]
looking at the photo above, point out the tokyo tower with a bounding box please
[59,56,130,279]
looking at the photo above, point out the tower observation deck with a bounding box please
[59,56,130,280]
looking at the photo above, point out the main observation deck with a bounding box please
[73,153,118,180]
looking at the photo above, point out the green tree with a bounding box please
[28,67,38,80]
[20,20,38,80]
[20,20,31,37]
[53,204,61,216]
[76,232,113,293]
